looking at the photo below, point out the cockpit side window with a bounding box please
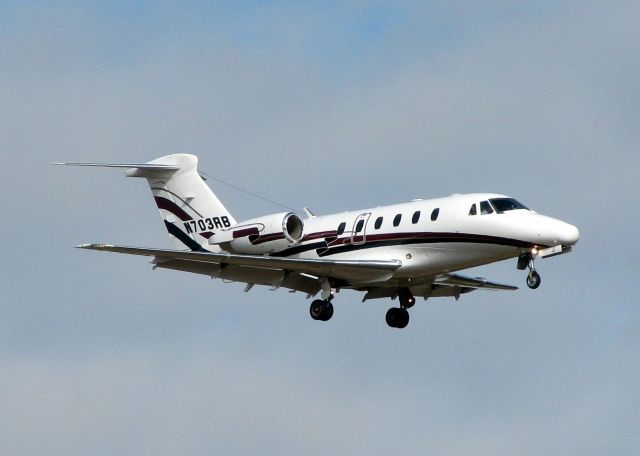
[480,200,494,215]
[469,204,477,216]
[489,198,529,214]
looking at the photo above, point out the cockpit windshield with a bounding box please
[489,198,529,214]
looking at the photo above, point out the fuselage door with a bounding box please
[351,212,371,245]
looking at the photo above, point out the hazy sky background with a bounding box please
[1,1,638,454]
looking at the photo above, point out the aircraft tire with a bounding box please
[386,308,410,328]
[396,309,410,328]
[526,270,541,289]
[320,301,334,321]
[310,300,325,320]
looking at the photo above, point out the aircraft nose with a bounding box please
[558,222,580,246]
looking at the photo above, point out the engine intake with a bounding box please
[283,212,304,243]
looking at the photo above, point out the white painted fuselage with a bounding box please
[275,193,579,287]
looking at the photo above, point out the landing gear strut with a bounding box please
[518,252,542,289]
[309,299,334,321]
[386,288,414,329]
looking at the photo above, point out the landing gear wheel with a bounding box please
[310,300,324,320]
[396,309,409,328]
[526,270,541,289]
[320,301,334,321]
[309,299,334,321]
[386,307,410,329]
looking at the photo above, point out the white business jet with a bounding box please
[57,154,579,328]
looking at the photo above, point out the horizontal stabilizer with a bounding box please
[52,162,180,177]
[52,162,179,169]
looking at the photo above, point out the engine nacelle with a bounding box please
[208,212,304,254]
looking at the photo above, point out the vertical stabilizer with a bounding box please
[128,154,236,251]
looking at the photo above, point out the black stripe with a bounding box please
[271,241,327,257]
[272,232,539,258]
[317,236,533,257]
[164,221,207,252]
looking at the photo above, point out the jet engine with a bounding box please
[208,212,304,254]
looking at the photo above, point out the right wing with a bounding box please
[360,272,517,301]
[434,273,518,291]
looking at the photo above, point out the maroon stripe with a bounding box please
[154,196,192,222]
[248,229,339,246]
[251,232,286,245]
[200,231,214,239]
[301,230,338,242]
[233,227,260,239]
[294,229,547,250]
[332,231,542,248]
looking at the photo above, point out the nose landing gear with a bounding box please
[526,270,541,289]
[518,252,542,289]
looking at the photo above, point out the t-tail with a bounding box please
[54,154,236,251]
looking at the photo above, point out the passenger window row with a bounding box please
[337,208,440,233]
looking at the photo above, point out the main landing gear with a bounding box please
[309,299,334,321]
[386,288,414,329]
[309,287,415,329]
[518,252,542,289]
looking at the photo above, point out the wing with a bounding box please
[434,273,518,291]
[77,244,402,295]
[360,272,516,301]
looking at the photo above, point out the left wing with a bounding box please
[77,244,402,294]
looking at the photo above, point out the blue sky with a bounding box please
[1,2,639,455]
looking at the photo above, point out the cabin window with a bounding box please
[337,222,346,235]
[355,219,364,233]
[393,214,402,227]
[374,216,383,229]
[469,204,477,216]
[412,211,421,224]
[431,208,440,221]
[480,201,494,215]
